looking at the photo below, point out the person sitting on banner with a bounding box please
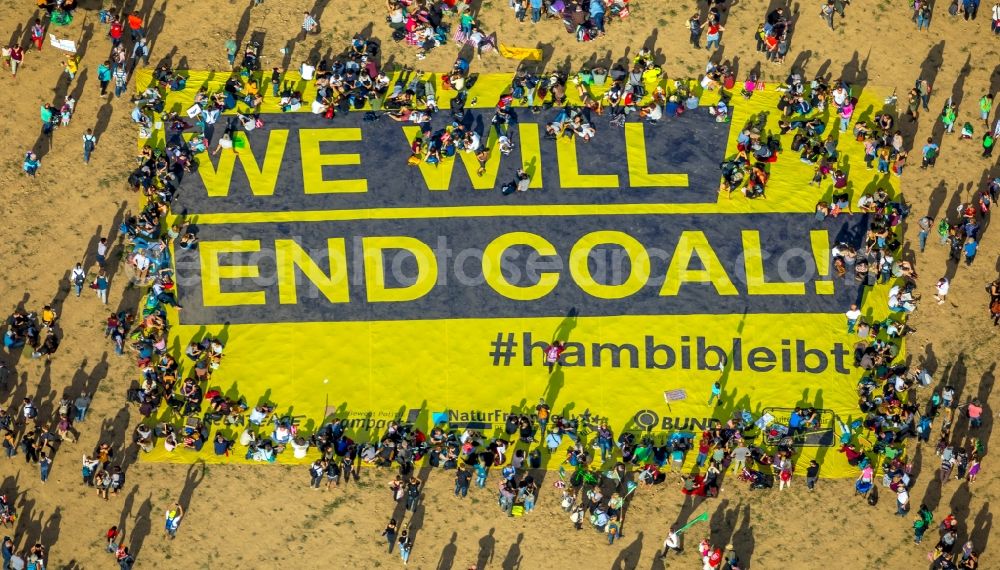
[708,98,729,123]
[719,158,747,198]
[742,163,768,199]
[277,85,302,112]
[839,442,864,466]
[570,114,596,142]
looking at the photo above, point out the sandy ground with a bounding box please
[0,0,997,568]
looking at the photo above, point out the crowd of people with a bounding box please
[1,0,999,568]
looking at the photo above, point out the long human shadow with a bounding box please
[15,496,37,552]
[501,532,523,570]
[67,353,110,405]
[925,180,948,222]
[971,503,992,554]
[709,499,738,552]
[233,0,255,56]
[129,494,153,558]
[476,528,496,569]
[103,203,130,285]
[33,361,55,423]
[118,484,139,538]
[40,506,62,551]
[733,504,756,569]
[949,481,972,533]
[931,54,971,145]
[93,101,115,141]
[672,492,704,534]
[436,531,458,570]
[178,461,206,512]
[944,354,971,445]
[144,0,169,58]
[839,49,870,95]
[610,530,644,570]
[903,41,945,147]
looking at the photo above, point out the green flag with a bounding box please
[676,511,710,534]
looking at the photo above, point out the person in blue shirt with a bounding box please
[97,61,112,96]
[589,0,606,34]
[22,151,40,177]
[921,137,939,167]
[708,382,722,406]
[964,238,978,265]
[1,536,12,568]
[788,408,804,435]
[213,433,232,456]
[530,0,543,23]
[3,331,24,350]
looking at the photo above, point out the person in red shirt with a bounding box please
[8,46,23,77]
[707,546,723,569]
[545,340,565,373]
[105,526,120,552]
[109,17,124,46]
[30,19,44,51]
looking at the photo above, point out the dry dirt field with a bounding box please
[0,0,998,568]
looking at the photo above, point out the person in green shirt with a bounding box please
[981,93,993,125]
[937,218,950,245]
[460,12,475,35]
[941,102,957,133]
[984,132,995,157]
[961,122,974,139]
[913,516,927,543]
[225,38,237,67]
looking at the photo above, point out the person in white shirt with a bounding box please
[291,437,310,459]
[133,252,151,283]
[95,238,108,269]
[212,133,235,156]
[70,263,87,297]
[845,303,861,333]
[300,61,316,81]
[463,131,480,153]
[659,527,682,558]
[934,277,950,304]
[831,85,849,108]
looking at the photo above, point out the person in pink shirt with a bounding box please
[966,399,983,428]
[545,341,565,373]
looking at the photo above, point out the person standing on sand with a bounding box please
[83,129,97,164]
[39,452,52,483]
[455,465,471,498]
[165,503,183,538]
[806,460,820,490]
[97,60,112,96]
[381,518,398,553]
[405,476,421,512]
[9,45,22,77]
[659,526,683,558]
[398,527,412,565]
